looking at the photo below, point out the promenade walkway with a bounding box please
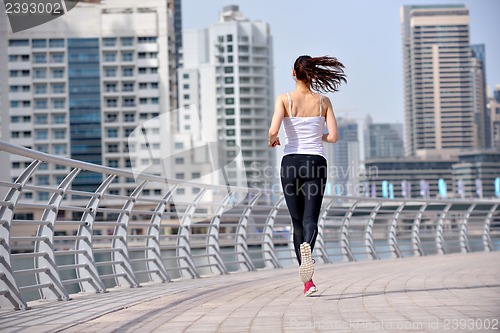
[1,252,499,333]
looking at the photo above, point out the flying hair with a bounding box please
[293,55,347,93]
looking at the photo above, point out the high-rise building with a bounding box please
[401,5,477,159]
[325,118,359,196]
[1,0,173,198]
[488,85,500,149]
[178,5,274,189]
[363,115,404,160]
[471,44,489,148]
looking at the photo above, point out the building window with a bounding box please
[122,52,134,61]
[138,36,157,43]
[107,144,119,153]
[105,67,117,77]
[122,82,134,92]
[108,160,119,168]
[103,38,116,47]
[34,99,48,109]
[124,113,135,122]
[49,39,65,48]
[52,114,65,124]
[122,67,134,77]
[139,82,148,89]
[175,173,185,180]
[52,99,65,109]
[53,129,65,139]
[36,130,48,140]
[50,53,64,63]
[9,39,29,46]
[104,52,116,62]
[33,53,47,64]
[226,108,235,115]
[33,69,46,79]
[175,157,184,164]
[51,83,65,93]
[53,144,66,155]
[225,87,234,94]
[32,39,47,48]
[224,67,233,73]
[105,83,117,92]
[106,113,117,123]
[121,37,133,46]
[226,129,235,136]
[174,142,184,149]
[226,119,235,126]
[123,98,135,107]
[107,128,118,138]
[224,77,234,84]
[225,98,234,105]
[106,98,118,107]
[52,68,64,78]
[35,114,48,124]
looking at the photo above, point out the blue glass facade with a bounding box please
[68,38,102,191]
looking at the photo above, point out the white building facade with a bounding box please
[178,5,275,190]
[1,0,173,200]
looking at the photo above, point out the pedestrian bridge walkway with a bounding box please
[0,141,499,332]
[0,252,499,332]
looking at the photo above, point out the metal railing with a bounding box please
[0,140,499,310]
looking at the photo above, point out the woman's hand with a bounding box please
[268,138,281,147]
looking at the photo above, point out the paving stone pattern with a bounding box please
[0,252,499,332]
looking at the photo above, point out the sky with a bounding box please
[181,0,500,125]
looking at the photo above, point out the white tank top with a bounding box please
[282,93,326,158]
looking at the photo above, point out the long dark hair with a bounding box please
[293,55,347,93]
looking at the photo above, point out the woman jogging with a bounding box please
[268,55,346,296]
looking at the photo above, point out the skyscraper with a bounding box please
[401,5,477,159]
[363,115,404,160]
[489,85,500,149]
[178,5,274,189]
[1,0,173,198]
[470,44,489,148]
[325,118,359,196]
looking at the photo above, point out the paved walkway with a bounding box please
[0,252,499,333]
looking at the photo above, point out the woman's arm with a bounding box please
[322,97,338,143]
[268,94,285,147]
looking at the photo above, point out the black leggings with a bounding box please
[280,154,327,265]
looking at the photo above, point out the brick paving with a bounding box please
[0,252,499,332]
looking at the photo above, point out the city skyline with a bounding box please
[182,0,500,125]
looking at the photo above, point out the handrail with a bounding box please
[0,140,498,310]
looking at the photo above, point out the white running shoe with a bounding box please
[299,242,314,283]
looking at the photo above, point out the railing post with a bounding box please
[364,201,383,260]
[177,188,206,279]
[314,198,334,264]
[144,186,178,283]
[411,203,428,256]
[0,160,41,309]
[34,168,81,302]
[388,202,406,258]
[262,195,283,269]
[340,200,358,262]
[110,181,146,288]
[75,175,114,294]
[435,203,452,255]
[206,191,233,275]
[235,193,260,272]
[459,204,476,253]
[483,204,498,252]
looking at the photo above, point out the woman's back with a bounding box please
[284,91,324,118]
[282,92,325,158]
